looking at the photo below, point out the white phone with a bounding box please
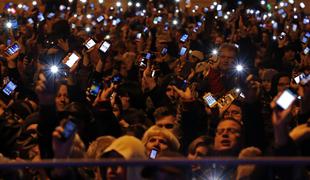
[276,89,297,110]
[99,41,111,53]
[64,52,80,68]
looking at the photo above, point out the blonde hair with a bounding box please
[141,126,180,152]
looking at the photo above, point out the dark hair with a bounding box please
[270,73,290,97]
[153,106,176,121]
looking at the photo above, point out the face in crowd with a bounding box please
[218,47,237,72]
[214,119,242,151]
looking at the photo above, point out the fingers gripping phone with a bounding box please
[61,120,77,141]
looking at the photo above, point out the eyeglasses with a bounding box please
[216,128,240,135]
[157,123,174,129]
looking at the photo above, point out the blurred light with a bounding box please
[109,15,113,20]
[136,2,141,8]
[235,88,241,93]
[50,66,59,74]
[236,64,244,72]
[32,1,37,6]
[85,26,91,32]
[212,49,218,55]
[279,2,284,7]
[293,15,298,19]
[237,1,242,5]
[300,2,305,9]
[98,0,104,4]
[268,12,272,17]
[210,5,215,10]
[192,9,196,13]
[6,22,12,29]
[105,35,110,39]
[68,0,74,3]
[214,16,218,19]
[172,19,178,25]
[260,0,266,5]
[86,14,92,19]
[293,7,297,12]
[272,36,277,40]
[194,5,199,10]
[217,4,222,11]
[213,2,218,6]
[80,0,87,3]
[17,4,23,9]
[250,9,254,14]
[128,1,133,6]
[74,14,77,17]
[224,14,229,19]
[116,1,121,7]
[234,44,239,49]
[288,0,294,4]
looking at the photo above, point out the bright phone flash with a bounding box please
[236,65,244,72]
[50,65,59,74]
[6,22,12,29]
[212,49,218,55]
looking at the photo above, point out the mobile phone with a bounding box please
[304,46,310,55]
[5,42,20,56]
[279,32,286,40]
[2,81,17,96]
[203,93,217,108]
[149,149,158,159]
[64,52,80,68]
[161,48,168,55]
[99,41,111,53]
[59,5,66,11]
[139,58,147,68]
[276,89,297,110]
[197,21,202,27]
[179,47,187,56]
[305,32,310,38]
[136,33,142,40]
[303,18,309,24]
[23,5,29,11]
[272,22,278,29]
[84,38,96,49]
[27,18,34,24]
[294,73,306,84]
[292,24,297,32]
[111,75,122,84]
[37,12,45,22]
[71,23,76,29]
[145,53,152,60]
[180,34,189,42]
[61,120,77,140]
[96,15,104,22]
[151,69,159,78]
[89,81,102,96]
[47,12,55,19]
[301,36,308,44]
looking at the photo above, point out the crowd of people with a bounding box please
[0,0,309,179]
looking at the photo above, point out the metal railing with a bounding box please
[1,157,310,169]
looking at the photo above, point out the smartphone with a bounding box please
[27,18,34,24]
[276,89,297,110]
[64,52,80,68]
[111,75,122,84]
[279,32,286,40]
[2,81,17,96]
[303,18,309,24]
[151,69,160,78]
[23,5,29,11]
[179,47,187,56]
[59,5,66,11]
[272,22,278,29]
[161,48,168,55]
[305,32,310,38]
[203,93,217,108]
[197,21,202,27]
[304,46,310,55]
[136,33,142,40]
[47,12,55,19]
[180,34,189,42]
[139,58,147,68]
[96,15,104,22]
[149,149,158,159]
[84,38,96,49]
[61,120,77,140]
[71,23,76,29]
[294,73,306,84]
[301,36,308,44]
[292,24,297,32]
[89,81,102,96]
[145,53,152,60]
[5,42,20,56]
[99,41,111,53]
[37,12,45,22]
